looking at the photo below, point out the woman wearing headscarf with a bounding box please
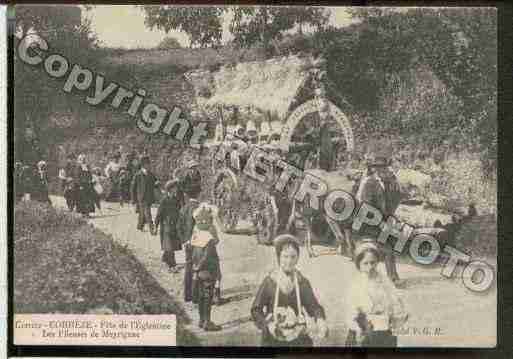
[345,241,408,347]
[74,154,95,218]
[251,234,328,346]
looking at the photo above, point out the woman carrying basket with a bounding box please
[251,234,328,346]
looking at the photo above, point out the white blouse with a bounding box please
[346,271,407,332]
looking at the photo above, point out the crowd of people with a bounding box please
[14,144,413,345]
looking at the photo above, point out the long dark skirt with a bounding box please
[184,244,193,302]
[76,186,95,215]
[63,181,78,211]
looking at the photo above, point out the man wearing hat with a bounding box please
[131,155,159,234]
[355,154,405,289]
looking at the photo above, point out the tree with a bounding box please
[229,6,329,52]
[139,6,226,48]
[14,5,99,163]
[157,36,182,49]
[322,7,496,168]
[351,8,497,166]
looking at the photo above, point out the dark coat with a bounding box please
[177,198,200,244]
[355,173,402,248]
[130,169,158,205]
[178,198,200,302]
[74,165,95,214]
[155,193,182,252]
[383,173,402,217]
[181,167,202,198]
[357,175,387,214]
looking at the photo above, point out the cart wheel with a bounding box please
[255,197,278,245]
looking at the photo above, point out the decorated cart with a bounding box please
[185,55,357,253]
[184,54,449,258]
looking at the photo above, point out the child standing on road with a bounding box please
[190,203,222,331]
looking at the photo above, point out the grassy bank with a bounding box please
[13,201,199,345]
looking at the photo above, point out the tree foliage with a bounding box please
[140,6,329,51]
[157,36,182,49]
[313,8,496,167]
[229,6,329,52]
[140,6,226,48]
[14,5,99,163]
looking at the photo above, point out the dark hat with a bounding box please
[273,234,301,258]
[112,152,121,159]
[140,155,150,163]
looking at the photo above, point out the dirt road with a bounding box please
[49,196,496,347]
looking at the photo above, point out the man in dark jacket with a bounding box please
[131,155,159,234]
[356,156,405,288]
[155,179,182,271]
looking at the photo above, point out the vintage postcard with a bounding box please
[11,5,497,349]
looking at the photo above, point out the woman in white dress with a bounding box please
[345,241,408,347]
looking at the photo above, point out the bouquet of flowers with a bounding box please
[267,306,307,342]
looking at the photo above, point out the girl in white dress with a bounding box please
[345,241,408,347]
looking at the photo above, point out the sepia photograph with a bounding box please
[11,5,497,349]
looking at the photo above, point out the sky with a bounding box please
[85,5,357,49]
